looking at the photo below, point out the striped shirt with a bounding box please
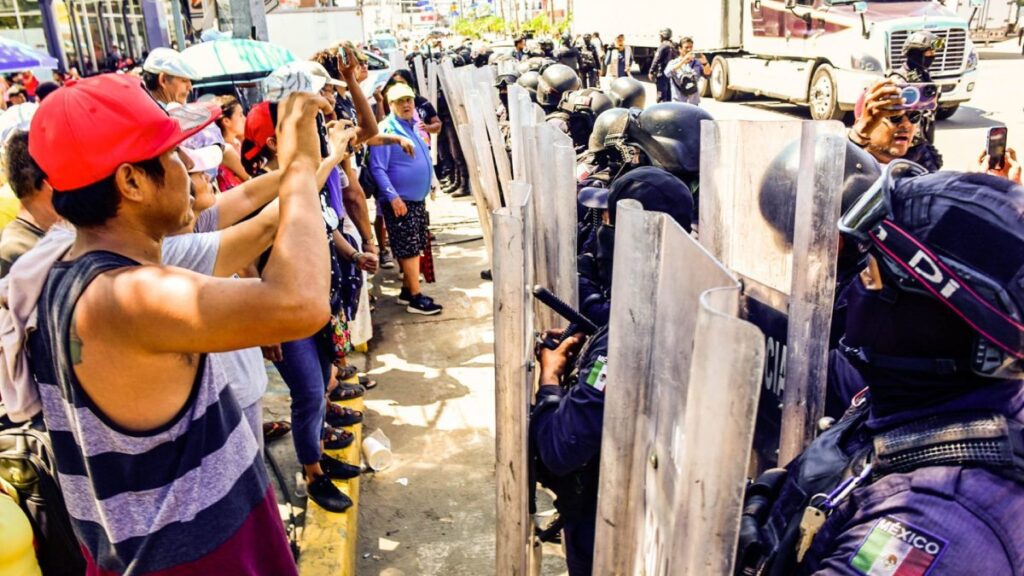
[30,251,297,575]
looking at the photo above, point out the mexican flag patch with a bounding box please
[850,516,946,576]
[585,356,608,392]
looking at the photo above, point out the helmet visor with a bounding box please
[838,160,929,243]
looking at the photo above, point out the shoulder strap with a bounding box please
[33,251,139,396]
[872,410,1024,485]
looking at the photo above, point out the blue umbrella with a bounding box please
[0,37,58,73]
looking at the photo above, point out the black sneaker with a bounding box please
[306,475,353,513]
[397,287,413,305]
[407,293,443,316]
[320,454,362,480]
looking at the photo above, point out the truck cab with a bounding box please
[710,0,978,120]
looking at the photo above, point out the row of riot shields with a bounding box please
[438,60,580,575]
[589,119,848,574]
[475,47,848,571]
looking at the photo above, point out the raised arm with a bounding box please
[212,199,278,277]
[80,93,334,354]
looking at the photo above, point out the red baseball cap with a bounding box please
[29,73,220,192]
[243,101,275,161]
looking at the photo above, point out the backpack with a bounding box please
[0,414,86,575]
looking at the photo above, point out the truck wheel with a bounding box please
[808,65,845,121]
[935,105,960,121]
[710,57,735,102]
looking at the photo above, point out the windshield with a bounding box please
[373,38,398,50]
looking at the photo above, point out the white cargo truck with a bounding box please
[575,0,979,120]
[950,0,1022,44]
[266,4,365,60]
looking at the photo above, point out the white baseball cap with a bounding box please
[143,47,200,80]
[296,61,347,89]
[262,62,317,102]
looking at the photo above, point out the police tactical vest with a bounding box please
[736,397,1024,576]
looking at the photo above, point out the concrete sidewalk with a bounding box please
[263,192,569,575]
[355,192,498,575]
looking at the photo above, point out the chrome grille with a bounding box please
[888,28,967,76]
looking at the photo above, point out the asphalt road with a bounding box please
[618,38,1024,172]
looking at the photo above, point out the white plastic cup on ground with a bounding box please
[362,429,393,471]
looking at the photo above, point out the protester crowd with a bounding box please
[0,21,1021,576]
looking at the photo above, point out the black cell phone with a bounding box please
[338,46,349,67]
[316,112,330,159]
[988,126,1008,170]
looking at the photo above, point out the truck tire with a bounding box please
[808,65,845,121]
[935,104,959,121]
[710,57,735,102]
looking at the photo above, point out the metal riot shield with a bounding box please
[698,120,846,469]
[593,200,764,575]
[477,78,514,200]
[523,123,578,329]
[413,54,428,96]
[427,59,439,109]
[465,89,504,212]
[508,84,534,184]
[493,182,538,576]
[457,122,494,263]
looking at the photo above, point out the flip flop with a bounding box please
[358,374,378,390]
[262,421,291,442]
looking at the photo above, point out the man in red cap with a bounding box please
[25,74,331,574]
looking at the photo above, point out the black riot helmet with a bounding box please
[519,56,555,74]
[560,88,613,117]
[561,32,573,46]
[536,63,581,108]
[608,76,646,109]
[838,165,1024,382]
[539,38,555,53]
[474,48,494,68]
[759,140,882,247]
[495,69,521,88]
[633,102,713,176]
[659,28,673,41]
[558,88,614,150]
[517,70,541,102]
[588,108,632,155]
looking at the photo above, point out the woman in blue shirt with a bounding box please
[369,83,443,315]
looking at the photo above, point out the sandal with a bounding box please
[322,426,355,450]
[262,421,291,442]
[328,382,365,402]
[326,403,364,428]
[358,374,377,390]
[337,365,359,382]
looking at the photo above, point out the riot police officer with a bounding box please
[648,28,678,103]
[555,32,583,73]
[577,33,601,88]
[894,30,943,171]
[532,166,695,576]
[550,88,613,152]
[537,64,582,124]
[736,165,1024,576]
